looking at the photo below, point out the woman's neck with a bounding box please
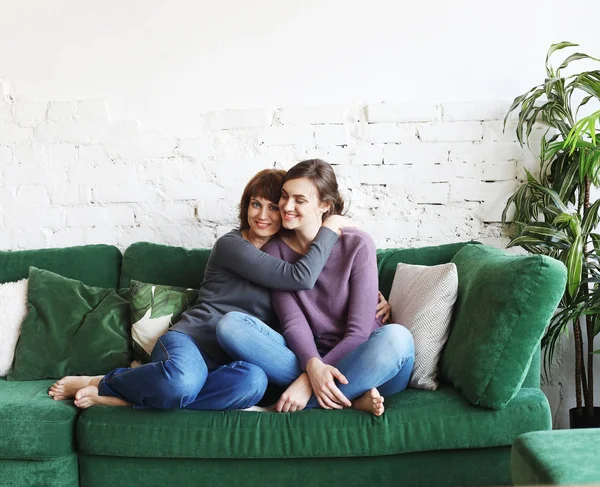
[242,229,272,249]
[286,224,321,255]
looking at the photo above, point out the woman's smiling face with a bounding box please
[279,177,330,232]
[246,196,281,239]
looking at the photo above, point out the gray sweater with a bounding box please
[171,227,339,363]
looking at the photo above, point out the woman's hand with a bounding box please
[322,215,356,235]
[305,357,351,409]
[276,373,313,412]
[376,291,391,324]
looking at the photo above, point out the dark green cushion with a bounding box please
[77,386,550,459]
[7,267,131,381]
[0,379,77,459]
[377,242,475,299]
[512,429,600,485]
[440,244,567,409]
[120,242,211,289]
[0,244,121,288]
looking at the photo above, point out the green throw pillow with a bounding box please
[130,280,198,363]
[8,267,131,381]
[439,244,566,409]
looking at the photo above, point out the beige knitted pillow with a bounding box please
[388,262,458,390]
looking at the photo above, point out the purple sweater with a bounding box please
[264,228,382,370]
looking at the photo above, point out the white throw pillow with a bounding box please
[0,278,29,376]
[388,263,458,390]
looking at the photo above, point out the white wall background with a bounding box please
[1,0,599,427]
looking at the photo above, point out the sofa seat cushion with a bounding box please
[0,379,78,459]
[512,429,600,485]
[77,386,550,459]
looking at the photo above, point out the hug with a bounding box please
[49,158,415,417]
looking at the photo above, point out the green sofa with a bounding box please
[0,241,564,487]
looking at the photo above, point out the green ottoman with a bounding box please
[512,429,600,485]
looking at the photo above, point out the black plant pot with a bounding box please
[569,407,600,428]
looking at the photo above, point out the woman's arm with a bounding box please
[214,227,338,290]
[320,240,380,366]
[270,289,321,369]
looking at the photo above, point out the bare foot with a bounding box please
[275,373,313,412]
[48,375,103,401]
[74,385,130,409]
[353,388,385,417]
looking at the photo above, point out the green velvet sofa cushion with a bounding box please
[0,244,121,288]
[0,455,79,487]
[512,429,600,485]
[77,386,550,459]
[7,268,131,381]
[79,446,512,487]
[440,244,566,410]
[0,379,77,460]
[120,242,211,289]
[376,241,474,299]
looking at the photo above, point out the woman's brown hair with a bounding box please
[282,159,344,220]
[238,169,286,230]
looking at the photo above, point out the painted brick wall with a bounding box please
[0,95,543,251]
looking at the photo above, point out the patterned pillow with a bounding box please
[388,262,458,390]
[130,280,199,363]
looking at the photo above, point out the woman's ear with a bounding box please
[319,202,332,215]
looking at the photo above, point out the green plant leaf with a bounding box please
[553,213,575,225]
[546,42,579,75]
[576,95,593,117]
[558,53,600,72]
[508,223,571,249]
[566,235,584,298]
[582,199,600,235]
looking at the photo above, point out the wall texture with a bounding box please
[0,96,539,251]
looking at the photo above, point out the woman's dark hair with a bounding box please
[282,159,344,220]
[238,169,286,230]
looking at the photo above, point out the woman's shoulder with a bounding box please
[340,227,376,251]
[213,229,245,252]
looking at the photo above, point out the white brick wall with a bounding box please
[0,97,528,251]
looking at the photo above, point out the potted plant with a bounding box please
[502,42,600,428]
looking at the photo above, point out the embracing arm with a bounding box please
[320,242,380,366]
[270,289,320,370]
[215,227,338,290]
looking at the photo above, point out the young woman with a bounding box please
[217,160,415,416]
[49,169,390,411]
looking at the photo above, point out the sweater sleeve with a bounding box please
[270,289,321,370]
[321,236,380,366]
[215,227,339,291]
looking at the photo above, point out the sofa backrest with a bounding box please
[118,239,542,390]
[119,242,211,289]
[377,242,476,298]
[0,244,122,288]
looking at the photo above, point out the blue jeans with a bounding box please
[98,330,268,410]
[216,312,414,408]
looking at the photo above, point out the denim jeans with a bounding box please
[216,312,415,408]
[98,330,268,410]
